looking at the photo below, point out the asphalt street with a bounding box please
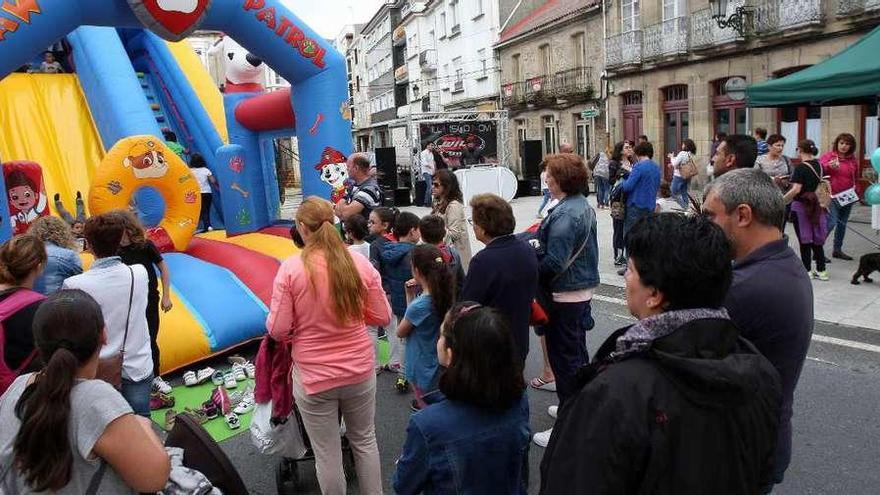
[210,282,880,495]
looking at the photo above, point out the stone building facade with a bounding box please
[604,0,880,187]
[498,0,607,176]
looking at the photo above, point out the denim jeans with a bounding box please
[423,172,433,207]
[594,177,610,206]
[538,189,551,215]
[624,205,653,240]
[670,175,690,209]
[827,200,853,252]
[545,299,594,406]
[121,374,154,418]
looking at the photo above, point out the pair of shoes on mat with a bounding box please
[149,391,175,411]
[184,367,215,387]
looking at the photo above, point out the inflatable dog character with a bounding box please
[124,140,169,180]
[209,36,265,93]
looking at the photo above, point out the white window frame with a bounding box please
[477,48,488,78]
[473,0,485,18]
[621,0,640,32]
[539,44,551,76]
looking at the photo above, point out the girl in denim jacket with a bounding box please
[393,303,529,494]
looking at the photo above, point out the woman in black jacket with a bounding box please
[608,141,635,266]
[540,214,782,495]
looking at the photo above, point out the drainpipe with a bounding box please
[601,0,610,143]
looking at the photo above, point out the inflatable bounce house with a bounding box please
[0,0,352,373]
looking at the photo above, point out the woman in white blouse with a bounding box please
[667,139,697,209]
[431,169,472,269]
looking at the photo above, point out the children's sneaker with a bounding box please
[809,270,818,279]
[816,270,830,281]
[152,376,172,395]
[533,428,553,448]
[149,391,175,410]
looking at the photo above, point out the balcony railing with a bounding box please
[502,67,594,108]
[642,17,689,59]
[690,1,747,49]
[605,30,642,69]
[837,0,880,16]
[754,0,824,34]
[419,49,437,71]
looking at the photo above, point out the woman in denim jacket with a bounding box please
[532,153,599,448]
[29,216,82,295]
[393,303,529,495]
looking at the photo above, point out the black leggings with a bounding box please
[147,296,161,376]
[792,216,826,272]
[199,193,213,230]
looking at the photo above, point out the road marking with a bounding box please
[811,334,880,354]
[806,356,840,367]
[594,294,880,355]
[593,294,627,306]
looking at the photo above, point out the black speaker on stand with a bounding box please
[374,147,406,205]
[521,140,544,196]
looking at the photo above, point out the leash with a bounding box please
[843,221,880,250]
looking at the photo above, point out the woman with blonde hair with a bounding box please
[268,197,391,495]
[29,216,82,295]
[0,235,47,395]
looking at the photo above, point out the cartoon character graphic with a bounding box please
[314,147,348,204]
[208,36,265,93]
[123,140,169,180]
[156,0,198,14]
[3,161,50,236]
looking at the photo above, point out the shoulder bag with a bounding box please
[680,153,699,180]
[832,159,860,207]
[95,266,134,389]
[534,210,593,318]
[805,161,833,209]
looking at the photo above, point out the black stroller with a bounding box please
[275,405,357,494]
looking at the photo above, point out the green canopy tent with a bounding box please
[746,25,880,107]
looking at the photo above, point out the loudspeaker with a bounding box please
[374,147,397,189]
[521,140,543,181]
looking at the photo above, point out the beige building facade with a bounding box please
[498,0,608,176]
[604,0,880,187]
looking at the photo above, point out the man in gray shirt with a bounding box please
[702,168,813,492]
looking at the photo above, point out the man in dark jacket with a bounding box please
[703,168,813,491]
[540,214,781,495]
[461,194,537,364]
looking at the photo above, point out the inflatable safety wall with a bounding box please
[3,161,50,236]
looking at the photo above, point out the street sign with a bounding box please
[581,107,599,119]
[724,77,748,101]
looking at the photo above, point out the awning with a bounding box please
[746,25,880,107]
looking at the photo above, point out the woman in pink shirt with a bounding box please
[820,133,859,260]
[267,197,391,495]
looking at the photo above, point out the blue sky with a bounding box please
[282,0,386,39]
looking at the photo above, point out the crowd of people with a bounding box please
[0,127,862,493]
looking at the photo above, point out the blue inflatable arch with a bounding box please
[0,0,350,214]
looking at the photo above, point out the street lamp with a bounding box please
[710,0,752,37]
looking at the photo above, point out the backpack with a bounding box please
[0,289,45,396]
[593,153,610,179]
[805,161,832,209]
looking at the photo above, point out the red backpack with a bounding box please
[0,289,45,396]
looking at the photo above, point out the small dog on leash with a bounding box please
[851,253,880,285]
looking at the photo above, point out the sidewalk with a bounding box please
[403,197,880,332]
